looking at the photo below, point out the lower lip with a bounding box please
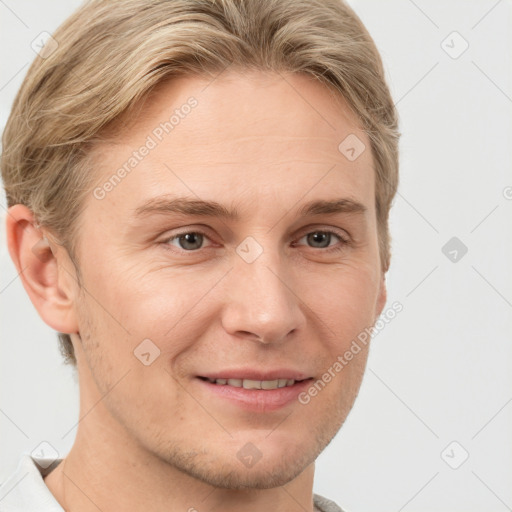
[195,378,313,412]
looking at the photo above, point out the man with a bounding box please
[1,0,399,510]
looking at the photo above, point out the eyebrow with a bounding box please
[134,195,367,220]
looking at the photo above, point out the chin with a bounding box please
[172,448,315,490]
[151,424,332,490]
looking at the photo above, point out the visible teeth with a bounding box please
[261,380,279,389]
[207,378,297,389]
[243,379,262,389]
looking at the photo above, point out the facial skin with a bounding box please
[8,70,386,512]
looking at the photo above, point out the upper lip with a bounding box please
[198,369,312,381]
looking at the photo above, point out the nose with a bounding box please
[220,247,306,345]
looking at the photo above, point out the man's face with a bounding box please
[67,70,386,488]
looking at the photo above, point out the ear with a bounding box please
[6,204,80,334]
[375,271,387,320]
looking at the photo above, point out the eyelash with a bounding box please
[161,228,351,254]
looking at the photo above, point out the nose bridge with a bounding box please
[221,239,304,343]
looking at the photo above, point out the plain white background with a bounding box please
[1,1,511,511]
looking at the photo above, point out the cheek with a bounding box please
[77,260,227,363]
[297,261,380,343]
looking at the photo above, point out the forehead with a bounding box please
[87,70,374,223]
[121,70,364,151]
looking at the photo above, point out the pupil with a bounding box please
[179,233,202,250]
[308,232,330,248]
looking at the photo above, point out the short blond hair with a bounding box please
[1,0,400,366]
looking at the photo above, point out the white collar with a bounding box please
[0,453,64,511]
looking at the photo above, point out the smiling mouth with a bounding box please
[197,376,311,390]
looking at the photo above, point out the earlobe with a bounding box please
[6,204,80,335]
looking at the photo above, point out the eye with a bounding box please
[165,231,212,251]
[295,229,349,252]
[161,228,350,254]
